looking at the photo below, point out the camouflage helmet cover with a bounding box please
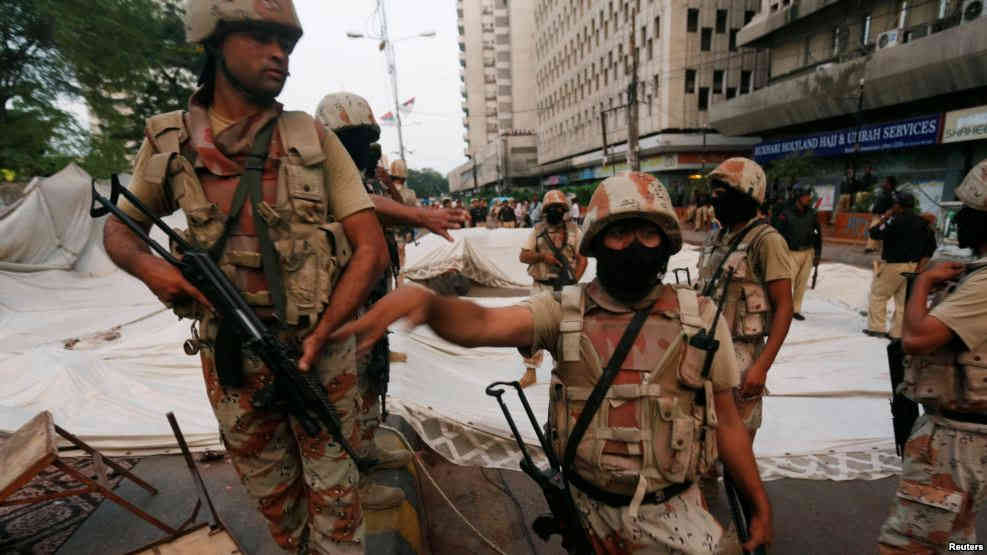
[956,159,987,211]
[390,159,408,179]
[707,157,766,204]
[542,189,570,209]
[184,0,303,44]
[579,172,682,257]
[315,92,378,132]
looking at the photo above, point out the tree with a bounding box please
[406,168,450,199]
[0,0,197,179]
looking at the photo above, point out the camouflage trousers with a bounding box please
[733,339,765,434]
[572,483,722,554]
[199,320,365,554]
[878,414,987,554]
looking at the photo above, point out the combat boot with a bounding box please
[358,478,405,510]
[367,443,413,471]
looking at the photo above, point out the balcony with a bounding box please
[710,20,987,136]
[738,0,840,48]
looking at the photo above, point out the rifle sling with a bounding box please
[702,218,767,297]
[562,300,655,499]
[207,120,285,323]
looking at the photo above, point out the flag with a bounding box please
[380,111,396,126]
[399,97,416,113]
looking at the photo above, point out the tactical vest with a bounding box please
[144,110,352,327]
[527,221,579,281]
[902,266,987,414]
[549,284,719,498]
[696,223,775,343]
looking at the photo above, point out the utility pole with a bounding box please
[600,107,611,176]
[380,0,406,161]
[627,10,640,172]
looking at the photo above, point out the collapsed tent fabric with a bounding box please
[0,185,902,479]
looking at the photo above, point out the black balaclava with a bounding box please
[336,127,381,173]
[594,229,672,303]
[545,205,566,225]
[955,206,987,252]
[711,184,759,229]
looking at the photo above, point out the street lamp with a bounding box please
[345,3,436,162]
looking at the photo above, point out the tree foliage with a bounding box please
[0,0,196,179]
[406,168,450,199]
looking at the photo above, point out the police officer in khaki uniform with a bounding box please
[877,161,987,553]
[773,184,822,320]
[697,158,794,439]
[102,3,389,552]
[865,191,938,340]
[516,190,588,388]
[335,172,773,554]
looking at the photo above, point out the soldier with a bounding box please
[773,184,822,321]
[697,158,794,441]
[865,192,938,340]
[101,2,390,552]
[867,176,898,254]
[334,172,772,554]
[313,92,469,494]
[877,161,987,553]
[516,189,588,388]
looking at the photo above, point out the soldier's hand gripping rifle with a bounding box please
[888,272,922,458]
[485,382,592,554]
[91,175,376,472]
[538,230,576,291]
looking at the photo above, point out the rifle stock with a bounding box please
[538,230,576,290]
[91,175,375,472]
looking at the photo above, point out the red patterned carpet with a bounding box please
[0,449,139,554]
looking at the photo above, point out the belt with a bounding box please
[567,471,690,508]
[938,410,987,425]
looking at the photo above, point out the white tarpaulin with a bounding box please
[0,183,902,479]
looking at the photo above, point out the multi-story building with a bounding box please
[710,0,987,215]
[532,0,763,199]
[449,0,539,193]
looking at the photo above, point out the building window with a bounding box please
[687,9,699,32]
[713,70,724,94]
[740,70,752,94]
[726,87,737,99]
[701,28,712,51]
[716,10,727,33]
[654,16,660,37]
[685,69,696,93]
[729,29,738,51]
[744,10,755,24]
[641,25,647,44]
[647,38,653,60]
[698,87,710,111]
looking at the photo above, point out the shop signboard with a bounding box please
[942,105,987,144]
[753,115,941,163]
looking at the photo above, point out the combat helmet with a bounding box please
[707,157,767,204]
[579,172,682,257]
[390,159,408,179]
[315,92,379,133]
[542,189,571,209]
[184,0,303,44]
[956,160,987,212]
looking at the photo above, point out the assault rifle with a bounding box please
[91,175,376,472]
[888,272,921,458]
[537,230,576,291]
[485,381,592,554]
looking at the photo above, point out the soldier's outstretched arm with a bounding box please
[715,389,773,552]
[370,195,466,242]
[330,285,534,354]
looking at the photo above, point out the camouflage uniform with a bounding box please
[523,173,742,553]
[520,190,582,377]
[697,158,793,433]
[879,161,987,554]
[119,4,378,552]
